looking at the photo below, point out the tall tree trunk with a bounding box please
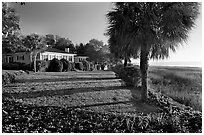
[31,50,39,72]
[33,54,37,72]
[124,57,128,67]
[140,46,149,102]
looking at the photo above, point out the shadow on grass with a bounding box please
[66,101,132,109]
[16,77,119,83]
[3,86,162,113]
[2,86,127,99]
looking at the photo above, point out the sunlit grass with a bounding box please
[149,66,202,111]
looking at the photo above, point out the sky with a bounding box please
[10,2,202,66]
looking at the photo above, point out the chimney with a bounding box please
[65,48,69,53]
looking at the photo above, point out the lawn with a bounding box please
[3,70,161,115]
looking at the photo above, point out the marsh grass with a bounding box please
[149,67,202,111]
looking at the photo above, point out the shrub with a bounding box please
[60,59,69,72]
[31,60,48,72]
[96,64,101,70]
[112,65,141,87]
[112,64,124,77]
[2,62,31,71]
[70,62,75,71]
[82,60,90,71]
[75,62,84,70]
[2,72,16,85]
[47,58,63,72]
[3,62,21,70]
[89,62,95,71]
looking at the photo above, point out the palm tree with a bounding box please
[106,2,199,101]
[106,4,139,67]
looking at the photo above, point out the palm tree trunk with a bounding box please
[140,46,149,102]
[124,57,128,67]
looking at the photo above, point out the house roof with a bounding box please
[74,56,89,58]
[45,47,68,53]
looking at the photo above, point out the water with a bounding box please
[132,61,202,68]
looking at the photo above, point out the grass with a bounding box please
[149,66,202,111]
[3,70,161,115]
[3,66,202,112]
[2,68,202,133]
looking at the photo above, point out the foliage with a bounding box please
[2,98,202,133]
[112,65,141,87]
[75,62,84,71]
[70,62,76,71]
[60,58,70,72]
[107,2,200,60]
[47,58,63,72]
[45,34,56,46]
[2,2,28,53]
[2,62,31,71]
[106,2,200,101]
[2,2,20,38]
[84,43,101,62]
[147,89,202,133]
[54,36,75,53]
[22,33,46,51]
[31,60,48,72]
[149,68,202,111]
[82,60,90,71]
[75,43,86,56]
[22,33,47,72]
[75,39,112,64]
[89,39,104,51]
[2,72,16,85]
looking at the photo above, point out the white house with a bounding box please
[3,47,77,64]
[39,47,76,62]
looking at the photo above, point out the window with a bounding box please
[17,55,24,60]
[44,55,48,60]
[69,56,72,62]
[64,56,68,60]
[42,54,48,60]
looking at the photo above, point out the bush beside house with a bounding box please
[75,62,84,71]
[47,58,63,72]
[82,60,90,71]
[60,58,69,72]
[2,62,31,71]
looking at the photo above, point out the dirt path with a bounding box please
[3,71,161,115]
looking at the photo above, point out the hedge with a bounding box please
[75,62,84,70]
[60,59,69,72]
[2,62,31,71]
[47,58,63,72]
[112,65,141,87]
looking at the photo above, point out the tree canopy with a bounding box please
[2,2,26,53]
